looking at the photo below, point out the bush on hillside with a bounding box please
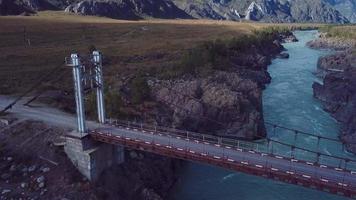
[130,75,150,104]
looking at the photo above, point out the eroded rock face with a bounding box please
[307,35,356,51]
[65,0,192,20]
[148,34,287,140]
[315,49,355,78]
[313,47,356,153]
[152,71,266,139]
[0,0,34,15]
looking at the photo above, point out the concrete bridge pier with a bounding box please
[64,131,125,181]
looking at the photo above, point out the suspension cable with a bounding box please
[0,62,64,115]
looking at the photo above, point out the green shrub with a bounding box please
[106,90,124,118]
[130,75,150,104]
[86,90,124,119]
[156,27,287,79]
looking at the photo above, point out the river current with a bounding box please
[170,31,356,200]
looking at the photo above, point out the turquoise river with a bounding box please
[170,31,356,200]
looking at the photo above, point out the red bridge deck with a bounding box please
[90,122,356,199]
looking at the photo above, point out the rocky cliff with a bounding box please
[327,0,356,23]
[309,35,356,153]
[0,0,65,15]
[65,0,192,20]
[116,31,294,140]
[172,0,349,23]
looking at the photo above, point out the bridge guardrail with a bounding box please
[103,118,356,172]
[91,130,356,198]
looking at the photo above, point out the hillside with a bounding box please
[0,0,352,23]
[173,0,349,23]
[327,0,356,22]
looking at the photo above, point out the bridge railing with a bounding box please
[104,119,356,172]
[92,126,356,197]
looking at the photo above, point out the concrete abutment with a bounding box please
[64,131,125,181]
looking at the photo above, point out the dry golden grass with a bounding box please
[321,25,356,40]
[0,11,321,94]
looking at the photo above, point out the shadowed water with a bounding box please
[170,31,355,200]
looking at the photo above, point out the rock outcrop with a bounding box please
[152,71,266,139]
[65,0,192,20]
[307,33,356,51]
[0,0,63,15]
[172,0,350,23]
[327,0,356,23]
[311,37,356,153]
[146,32,288,140]
[172,0,242,20]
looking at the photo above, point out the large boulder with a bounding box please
[152,71,266,140]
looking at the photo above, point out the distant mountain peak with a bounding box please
[245,1,264,20]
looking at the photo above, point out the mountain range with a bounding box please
[0,0,355,23]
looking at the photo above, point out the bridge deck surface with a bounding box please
[94,125,356,197]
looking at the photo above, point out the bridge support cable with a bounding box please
[23,69,70,107]
[0,62,64,115]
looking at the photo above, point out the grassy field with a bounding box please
[0,11,320,95]
[320,25,356,40]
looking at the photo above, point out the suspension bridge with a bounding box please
[1,51,356,199]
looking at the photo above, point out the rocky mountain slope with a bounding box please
[173,0,349,23]
[327,0,356,22]
[64,0,192,20]
[0,0,352,23]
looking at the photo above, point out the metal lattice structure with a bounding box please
[66,51,106,134]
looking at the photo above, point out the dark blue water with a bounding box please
[170,31,355,200]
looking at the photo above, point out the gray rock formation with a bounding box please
[152,71,266,139]
[307,33,356,51]
[1,0,352,23]
[172,0,242,20]
[145,32,288,140]
[0,0,67,15]
[312,46,356,153]
[65,0,192,20]
[173,0,349,23]
[327,0,356,23]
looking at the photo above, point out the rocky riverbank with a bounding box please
[308,34,356,153]
[119,31,295,140]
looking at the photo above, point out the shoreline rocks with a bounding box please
[310,35,356,153]
[307,33,356,51]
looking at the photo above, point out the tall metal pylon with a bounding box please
[67,51,106,134]
[93,51,106,124]
[71,54,86,134]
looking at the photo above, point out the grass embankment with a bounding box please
[0,12,259,94]
[319,25,356,56]
[154,27,292,79]
[319,25,356,40]
[0,11,319,118]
